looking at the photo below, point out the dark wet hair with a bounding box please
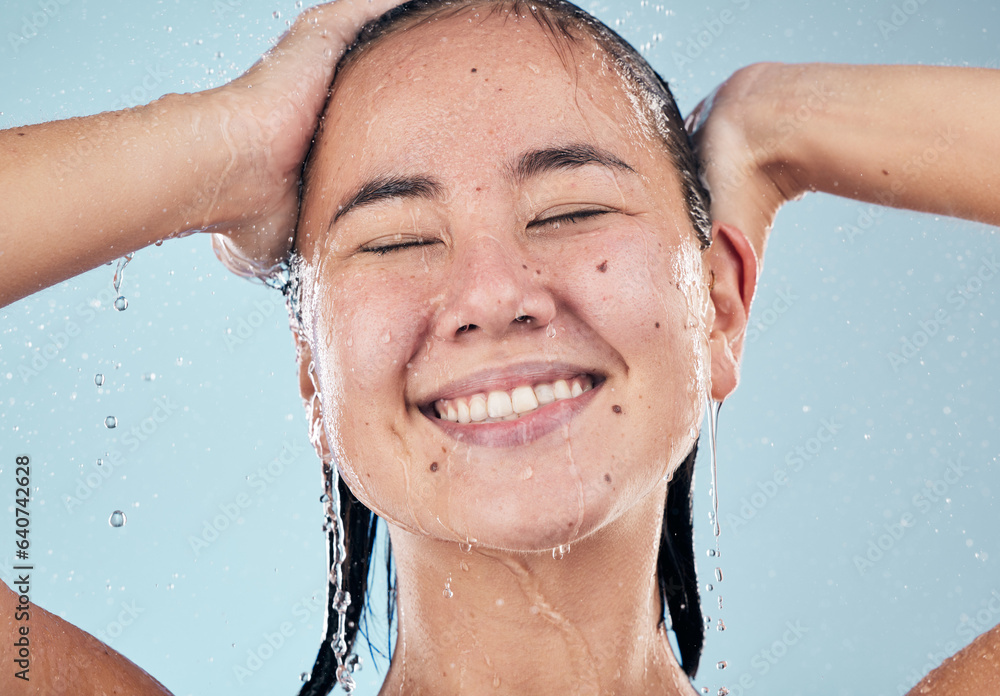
[295,1,709,693]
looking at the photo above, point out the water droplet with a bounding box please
[459,541,473,553]
[320,493,330,503]
[114,295,128,311]
[493,674,501,688]
[348,654,362,672]
[460,560,469,572]
[109,510,126,527]
[717,661,727,670]
[705,583,714,592]
[707,549,718,557]
[142,372,156,381]
[104,416,117,429]
[381,330,391,343]
[718,596,723,609]
[715,567,723,582]
[545,323,557,338]
[300,672,310,682]
[295,0,303,6]
[346,336,353,347]
[273,10,281,18]
[716,619,726,632]
[154,239,164,246]
[702,689,710,694]
[96,458,103,467]
[95,373,104,386]
[443,586,453,598]
[718,688,730,696]
[552,544,567,560]
[333,590,351,611]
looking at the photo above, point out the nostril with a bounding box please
[515,315,531,324]
[458,324,478,333]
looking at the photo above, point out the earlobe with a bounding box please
[706,221,759,401]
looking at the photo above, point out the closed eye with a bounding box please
[360,239,439,256]
[530,209,611,229]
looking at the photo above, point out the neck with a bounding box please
[378,480,696,696]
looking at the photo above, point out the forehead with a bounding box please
[310,11,665,191]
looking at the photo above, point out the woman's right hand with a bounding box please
[203,0,406,279]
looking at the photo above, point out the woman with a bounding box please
[1,0,998,694]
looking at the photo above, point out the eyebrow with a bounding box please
[330,143,635,227]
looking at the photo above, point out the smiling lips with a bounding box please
[434,375,595,424]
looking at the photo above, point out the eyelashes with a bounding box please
[359,209,612,256]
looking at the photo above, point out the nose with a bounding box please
[431,235,556,340]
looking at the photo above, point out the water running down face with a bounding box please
[291,6,749,554]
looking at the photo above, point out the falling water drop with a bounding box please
[300,672,310,682]
[324,464,354,693]
[96,458,103,467]
[273,10,281,18]
[104,416,117,429]
[716,619,726,632]
[108,510,126,527]
[705,583,714,592]
[114,296,128,311]
[715,567,723,583]
[707,548,718,557]
[95,373,104,387]
[707,397,722,538]
[718,688,730,696]
[545,323,557,338]
[459,541,473,553]
[717,661,727,670]
[718,596,723,610]
[552,544,568,560]
[701,689,709,694]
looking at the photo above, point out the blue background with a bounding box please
[1,0,998,694]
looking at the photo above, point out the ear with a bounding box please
[293,330,333,463]
[706,221,759,402]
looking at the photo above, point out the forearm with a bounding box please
[763,63,1000,225]
[0,92,235,307]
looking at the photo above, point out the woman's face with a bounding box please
[295,10,719,551]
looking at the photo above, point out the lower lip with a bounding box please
[424,382,603,448]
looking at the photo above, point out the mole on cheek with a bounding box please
[430,462,439,472]
[655,322,660,328]
[612,405,622,414]
[597,260,608,273]
[604,473,612,483]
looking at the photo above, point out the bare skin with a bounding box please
[0,4,998,695]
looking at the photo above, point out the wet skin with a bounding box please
[293,12,733,557]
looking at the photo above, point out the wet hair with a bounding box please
[293,1,709,693]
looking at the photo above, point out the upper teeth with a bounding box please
[434,375,594,424]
